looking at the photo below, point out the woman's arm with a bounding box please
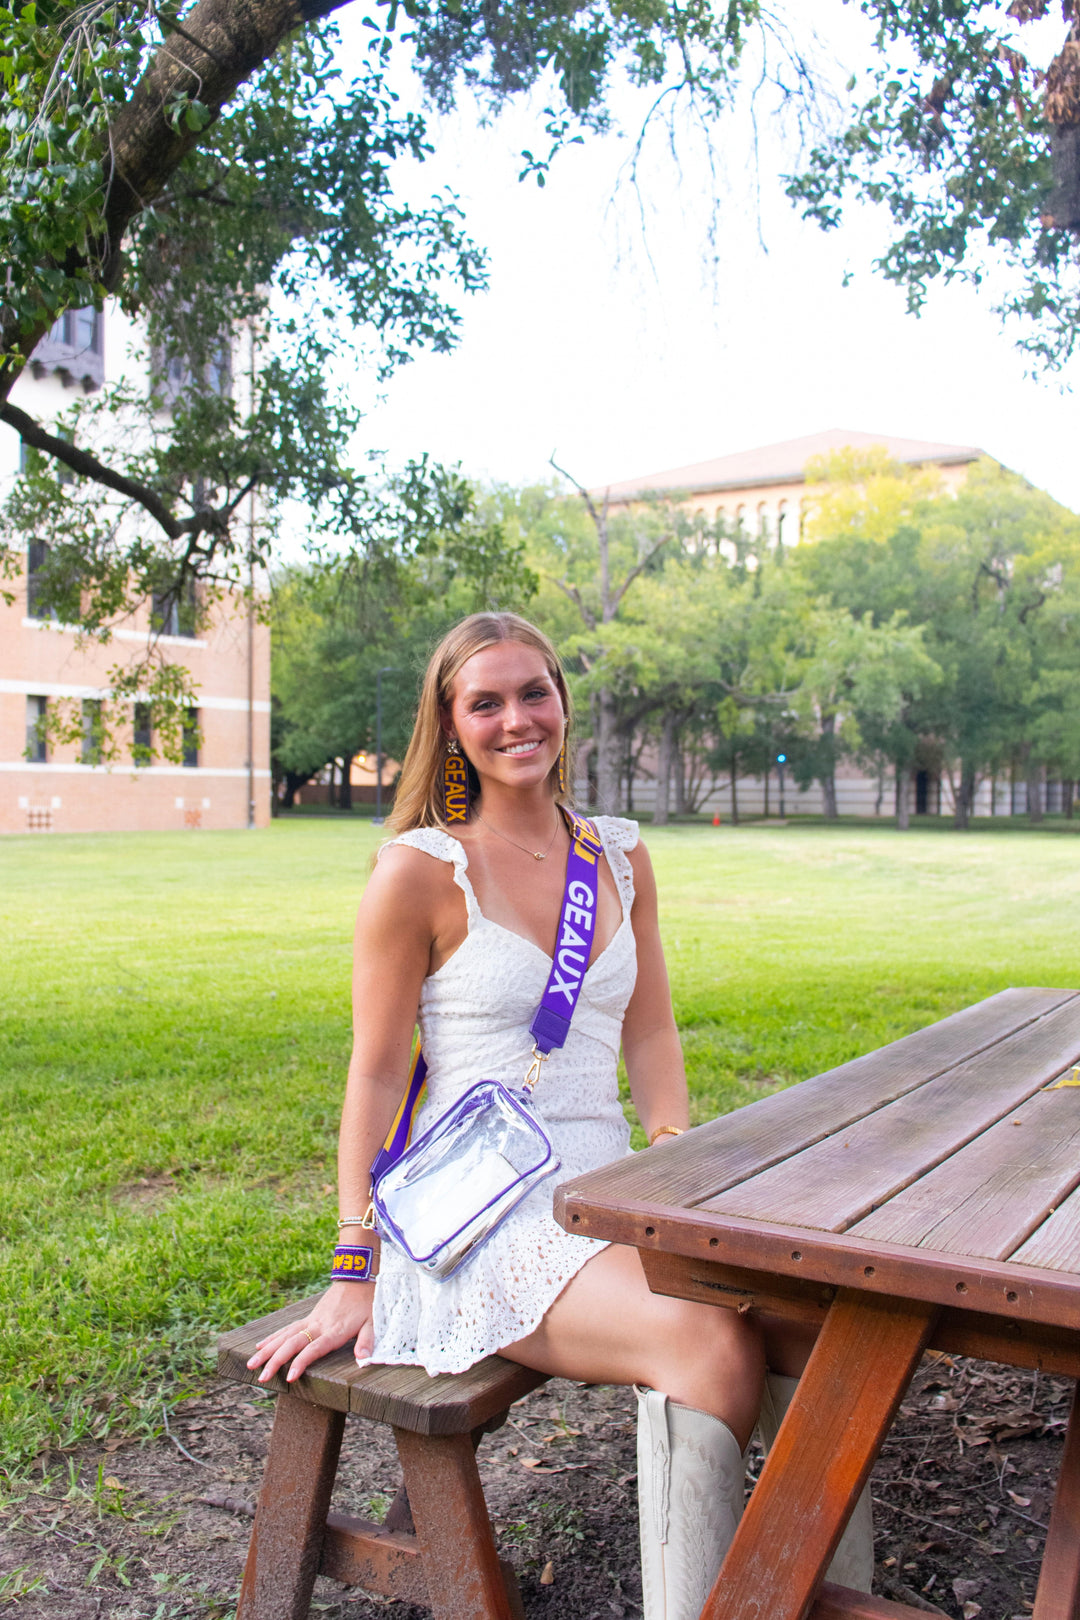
[620,839,691,1144]
[247,845,444,1384]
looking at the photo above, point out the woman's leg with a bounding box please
[501,1243,762,1620]
[499,1241,762,1449]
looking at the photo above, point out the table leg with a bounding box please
[703,1290,939,1620]
[1033,1378,1080,1620]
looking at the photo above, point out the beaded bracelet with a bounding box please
[648,1124,685,1146]
[331,1244,379,1281]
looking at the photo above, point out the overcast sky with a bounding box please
[332,2,1079,513]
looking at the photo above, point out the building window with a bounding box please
[152,339,230,406]
[48,306,102,354]
[26,540,55,620]
[182,709,200,768]
[34,307,105,390]
[205,342,231,397]
[22,440,73,488]
[70,307,102,355]
[151,575,198,638]
[25,696,48,763]
[133,702,152,766]
[777,502,790,546]
[81,699,103,764]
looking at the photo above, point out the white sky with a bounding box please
[331,2,1080,513]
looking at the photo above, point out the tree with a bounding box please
[489,471,697,813]
[0,0,760,530]
[797,452,1080,828]
[787,0,1080,368]
[1,10,490,731]
[0,0,767,760]
[271,469,536,803]
[788,607,940,823]
[7,0,1078,693]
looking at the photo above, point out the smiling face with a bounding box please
[444,641,566,797]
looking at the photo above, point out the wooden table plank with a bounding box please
[1013,1179,1080,1271]
[702,996,1080,1232]
[849,1085,1080,1257]
[554,988,1076,1217]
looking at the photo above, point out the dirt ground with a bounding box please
[0,1350,1070,1619]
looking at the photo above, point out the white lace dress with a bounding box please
[366,815,640,1375]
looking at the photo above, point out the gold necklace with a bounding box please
[476,809,562,861]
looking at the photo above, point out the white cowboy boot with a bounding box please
[756,1372,875,1593]
[636,1386,746,1620]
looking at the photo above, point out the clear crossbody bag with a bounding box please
[370,814,604,1282]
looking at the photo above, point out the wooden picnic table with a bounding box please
[553,986,1080,1620]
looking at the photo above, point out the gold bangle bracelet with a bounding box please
[648,1125,685,1147]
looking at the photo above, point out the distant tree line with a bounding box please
[272,452,1080,829]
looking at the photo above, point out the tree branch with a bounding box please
[608,530,675,615]
[549,452,605,535]
[0,400,184,538]
[545,571,595,630]
[151,7,234,69]
[0,399,253,550]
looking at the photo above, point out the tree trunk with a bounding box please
[339,762,353,811]
[895,767,910,831]
[1065,779,1075,820]
[654,714,676,827]
[572,736,594,808]
[673,742,686,815]
[1026,758,1044,824]
[730,745,740,827]
[953,760,976,829]
[281,771,309,809]
[1,0,353,394]
[819,714,838,821]
[593,690,621,814]
[763,764,770,819]
[820,775,838,820]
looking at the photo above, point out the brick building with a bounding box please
[0,306,271,835]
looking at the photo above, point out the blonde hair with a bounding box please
[389,613,573,833]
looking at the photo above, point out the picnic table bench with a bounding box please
[555,985,1080,1620]
[218,1300,548,1620]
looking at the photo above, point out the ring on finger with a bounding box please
[300,1328,315,1346]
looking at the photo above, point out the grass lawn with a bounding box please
[2,817,1079,1478]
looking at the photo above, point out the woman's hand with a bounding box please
[245,1281,376,1384]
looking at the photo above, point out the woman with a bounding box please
[247,613,868,1614]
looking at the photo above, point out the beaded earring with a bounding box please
[443,740,470,823]
[557,736,568,797]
